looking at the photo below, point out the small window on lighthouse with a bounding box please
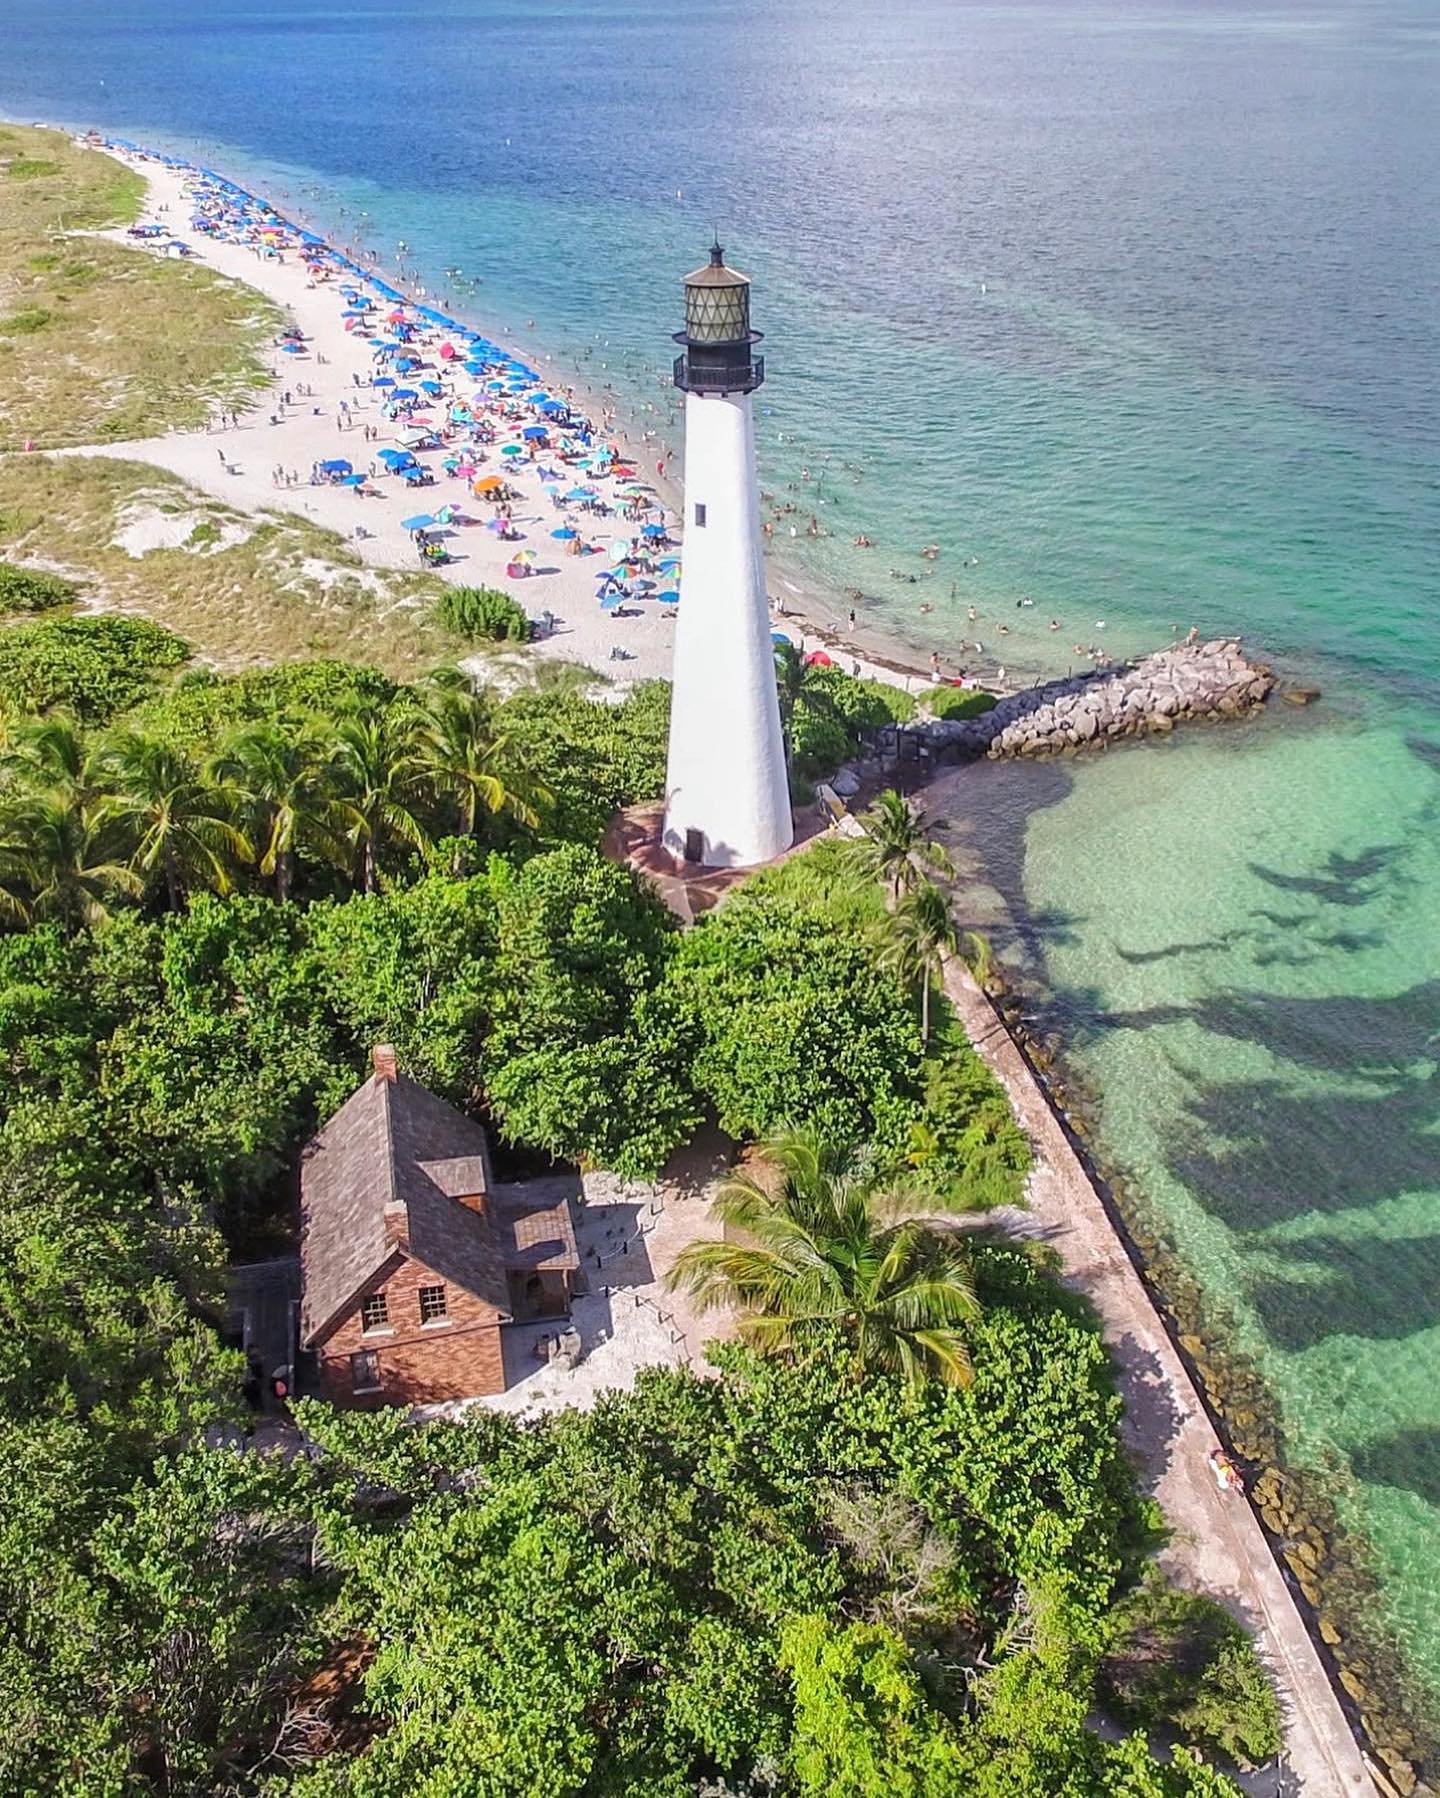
[694,503,707,527]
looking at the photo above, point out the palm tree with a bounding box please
[327,707,432,894]
[0,791,141,928]
[880,877,957,1044]
[411,672,546,855]
[666,1127,981,1388]
[3,712,97,805]
[210,721,349,901]
[93,731,251,911]
[774,639,845,768]
[844,789,953,902]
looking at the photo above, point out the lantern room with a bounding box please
[673,242,765,395]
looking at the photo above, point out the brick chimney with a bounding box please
[382,1199,409,1249]
[372,1043,398,1082]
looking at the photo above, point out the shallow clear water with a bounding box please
[6,0,1440,1705]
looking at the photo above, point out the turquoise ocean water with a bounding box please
[6,0,1440,1709]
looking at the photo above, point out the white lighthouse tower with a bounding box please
[662,244,793,869]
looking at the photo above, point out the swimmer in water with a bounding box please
[921,543,939,559]
[967,605,977,622]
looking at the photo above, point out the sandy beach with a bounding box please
[61,141,941,701]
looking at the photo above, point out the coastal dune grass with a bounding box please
[0,125,280,450]
[0,453,467,676]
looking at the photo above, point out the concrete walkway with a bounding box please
[940,954,1371,1797]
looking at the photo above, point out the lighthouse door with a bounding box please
[684,828,704,865]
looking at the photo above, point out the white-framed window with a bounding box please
[419,1283,448,1324]
[350,1349,382,1393]
[361,1292,389,1333]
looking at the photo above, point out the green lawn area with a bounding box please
[0,125,280,450]
[0,453,467,676]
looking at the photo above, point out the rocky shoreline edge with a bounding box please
[981,977,1435,1798]
[916,636,1282,761]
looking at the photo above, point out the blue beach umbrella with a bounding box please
[551,526,579,540]
[372,375,395,388]
[641,523,667,538]
[402,514,436,531]
[318,458,351,474]
[500,444,524,457]
[420,379,444,396]
[391,387,418,401]
[522,425,548,440]
[658,590,680,604]
[339,473,366,487]
[281,341,304,354]
[657,556,681,572]
[600,591,627,612]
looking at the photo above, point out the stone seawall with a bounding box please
[912,639,1275,761]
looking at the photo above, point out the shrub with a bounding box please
[437,584,531,642]
[903,1031,1032,1210]
[0,615,188,720]
[497,680,670,844]
[1099,1578,1282,1768]
[0,562,79,615]
[0,308,53,336]
[927,687,998,722]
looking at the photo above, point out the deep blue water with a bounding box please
[7,0,1440,1712]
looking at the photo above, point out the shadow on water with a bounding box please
[1095,981,1440,1230]
[1353,1432,1440,1513]
[1247,1227,1440,1351]
[1247,841,1411,910]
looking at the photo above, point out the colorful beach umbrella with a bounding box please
[551,526,579,540]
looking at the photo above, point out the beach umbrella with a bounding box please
[771,631,792,644]
[319,458,351,474]
[522,425,548,440]
[473,474,505,494]
[500,444,524,457]
[281,342,304,354]
[511,549,537,565]
[339,474,367,487]
[634,579,657,592]
[420,379,444,396]
[658,590,680,604]
[641,523,668,539]
[657,557,681,572]
[438,342,458,360]
[402,514,437,532]
[564,487,594,501]
[600,591,627,612]
[805,651,834,667]
[599,565,631,580]
[551,526,579,540]
[610,538,635,559]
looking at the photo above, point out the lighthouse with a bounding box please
[662,244,793,869]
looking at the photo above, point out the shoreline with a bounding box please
[37,127,966,700]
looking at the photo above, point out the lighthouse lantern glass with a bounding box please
[684,277,750,345]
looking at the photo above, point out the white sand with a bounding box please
[61,143,928,700]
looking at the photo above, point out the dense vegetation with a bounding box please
[0,623,1272,1793]
[0,560,79,615]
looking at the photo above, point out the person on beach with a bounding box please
[848,609,857,631]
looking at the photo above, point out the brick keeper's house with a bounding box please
[298,1046,579,1407]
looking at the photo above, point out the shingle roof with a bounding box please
[299,1072,509,1345]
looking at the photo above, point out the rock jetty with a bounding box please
[912,638,1275,761]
